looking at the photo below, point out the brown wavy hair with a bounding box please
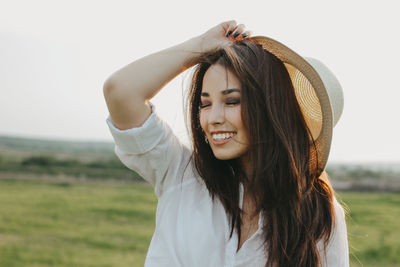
[185,39,336,267]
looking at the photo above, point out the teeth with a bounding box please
[212,132,236,141]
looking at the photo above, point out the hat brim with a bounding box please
[249,36,334,172]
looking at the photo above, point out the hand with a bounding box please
[195,20,251,54]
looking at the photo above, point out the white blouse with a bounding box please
[106,104,350,267]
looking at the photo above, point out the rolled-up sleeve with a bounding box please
[106,103,194,198]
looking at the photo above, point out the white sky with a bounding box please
[0,0,399,163]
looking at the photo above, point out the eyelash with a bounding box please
[199,99,240,109]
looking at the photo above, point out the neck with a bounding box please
[239,154,259,214]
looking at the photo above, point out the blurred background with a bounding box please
[1,0,399,266]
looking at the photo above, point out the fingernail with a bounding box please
[232,31,239,38]
[226,30,232,37]
[242,33,248,38]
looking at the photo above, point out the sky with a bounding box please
[0,0,399,163]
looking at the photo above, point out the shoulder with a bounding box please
[319,195,350,266]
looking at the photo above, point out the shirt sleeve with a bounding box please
[105,102,195,198]
[319,196,350,266]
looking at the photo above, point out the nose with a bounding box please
[209,103,225,125]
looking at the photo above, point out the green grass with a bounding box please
[339,192,400,266]
[0,179,399,266]
[0,179,156,267]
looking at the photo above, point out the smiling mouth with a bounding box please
[211,132,236,145]
[212,132,236,141]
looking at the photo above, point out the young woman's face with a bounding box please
[199,64,249,160]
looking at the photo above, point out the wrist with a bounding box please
[179,36,204,67]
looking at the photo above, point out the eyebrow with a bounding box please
[200,88,241,97]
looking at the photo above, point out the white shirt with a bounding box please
[106,104,350,267]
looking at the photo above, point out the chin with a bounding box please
[212,149,246,161]
[214,154,235,160]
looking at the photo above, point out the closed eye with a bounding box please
[200,100,240,109]
[199,102,211,109]
[226,98,240,105]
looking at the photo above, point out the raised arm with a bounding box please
[103,20,250,130]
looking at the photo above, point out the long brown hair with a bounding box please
[185,40,336,267]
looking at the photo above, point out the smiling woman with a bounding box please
[103,20,348,267]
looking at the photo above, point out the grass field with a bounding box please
[0,178,399,267]
[340,192,400,266]
[0,179,156,267]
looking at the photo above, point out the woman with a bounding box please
[103,20,349,267]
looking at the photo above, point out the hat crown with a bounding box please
[304,57,344,128]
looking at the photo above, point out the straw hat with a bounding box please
[250,36,344,172]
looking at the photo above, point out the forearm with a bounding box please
[103,36,202,130]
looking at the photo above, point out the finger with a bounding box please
[231,24,246,39]
[224,20,238,37]
[222,19,237,27]
[241,30,252,38]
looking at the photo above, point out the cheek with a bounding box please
[199,111,207,130]
[228,107,244,129]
